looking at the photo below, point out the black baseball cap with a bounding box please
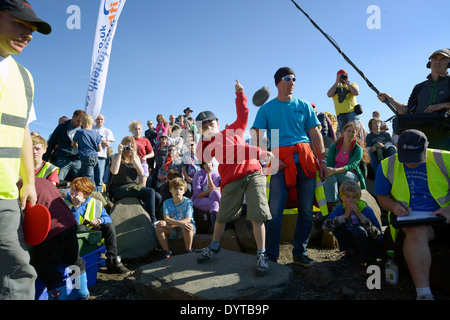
[397,129,428,164]
[0,0,51,35]
[195,111,218,123]
[195,110,218,131]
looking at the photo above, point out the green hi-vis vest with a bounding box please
[36,162,59,180]
[266,172,328,217]
[65,197,103,228]
[0,58,34,200]
[381,149,450,242]
[79,198,103,227]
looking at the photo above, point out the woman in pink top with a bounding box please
[155,114,169,143]
[323,122,369,212]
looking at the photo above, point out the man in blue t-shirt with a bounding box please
[374,129,450,300]
[252,67,327,265]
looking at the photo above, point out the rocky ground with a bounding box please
[87,236,450,301]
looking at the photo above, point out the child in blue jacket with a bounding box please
[65,177,130,274]
[322,180,382,265]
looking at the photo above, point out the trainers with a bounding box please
[197,246,220,263]
[255,254,269,277]
[158,250,172,260]
[293,255,317,267]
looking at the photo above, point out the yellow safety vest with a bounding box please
[36,161,59,180]
[65,197,103,227]
[381,149,450,242]
[0,58,34,200]
[80,198,103,227]
[266,172,328,217]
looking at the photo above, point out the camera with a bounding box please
[340,74,348,80]
[123,145,131,152]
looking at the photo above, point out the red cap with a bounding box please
[337,69,347,76]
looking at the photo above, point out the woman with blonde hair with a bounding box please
[129,120,154,187]
[109,136,161,223]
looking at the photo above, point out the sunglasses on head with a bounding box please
[282,76,296,82]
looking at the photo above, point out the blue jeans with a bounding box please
[94,157,106,192]
[368,145,397,174]
[266,163,315,262]
[323,171,359,203]
[55,156,81,182]
[337,111,360,133]
[80,154,98,183]
[113,185,162,223]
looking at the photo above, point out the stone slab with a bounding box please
[126,249,293,300]
[110,197,158,259]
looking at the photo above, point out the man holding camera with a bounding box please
[327,69,360,133]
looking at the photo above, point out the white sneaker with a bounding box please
[256,254,269,276]
[197,246,220,264]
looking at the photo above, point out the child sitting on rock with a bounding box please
[155,178,196,259]
[322,180,382,265]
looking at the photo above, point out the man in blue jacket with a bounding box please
[43,109,85,183]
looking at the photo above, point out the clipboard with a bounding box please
[392,210,447,229]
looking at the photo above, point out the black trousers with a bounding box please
[31,225,85,290]
[77,222,118,263]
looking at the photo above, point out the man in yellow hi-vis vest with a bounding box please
[375,129,450,300]
[0,0,51,300]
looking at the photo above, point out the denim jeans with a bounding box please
[80,154,98,183]
[323,171,359,203]
[337,111,360,133]
[94,157,106,192]
[266,163,315,262]
[113,185,162,223]
[55,156,81,182]
[368,145,397,174]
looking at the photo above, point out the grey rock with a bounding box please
[126,249,293,300]
[110,197,158,259]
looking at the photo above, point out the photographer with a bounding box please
[109,136,162,224]
[327,69,361,133]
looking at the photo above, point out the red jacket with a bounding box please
[274,142,319,188]
[197,92,268,187]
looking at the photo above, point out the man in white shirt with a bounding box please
[93,113,115,192]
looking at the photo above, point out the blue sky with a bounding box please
[17,0,449,150]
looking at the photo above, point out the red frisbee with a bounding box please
[23,202,51,246]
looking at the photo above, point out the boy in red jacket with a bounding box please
[195,80,273,276]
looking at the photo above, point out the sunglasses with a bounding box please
[282,76,296,82]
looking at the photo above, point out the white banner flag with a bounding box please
[85,0,126,119]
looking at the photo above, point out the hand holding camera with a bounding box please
[337,73,348,84]
[118,144,133,155]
